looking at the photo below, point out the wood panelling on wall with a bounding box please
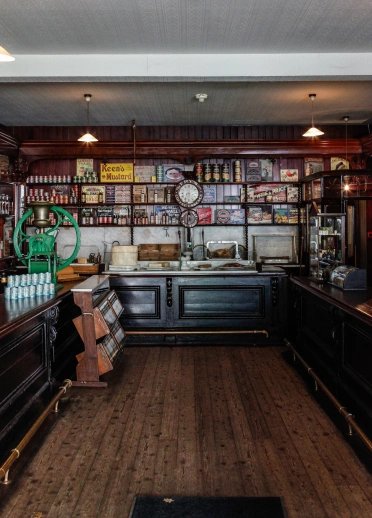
[7,124,369,142]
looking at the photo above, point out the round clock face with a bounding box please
[174,179,203,208]
[179,209,199,228]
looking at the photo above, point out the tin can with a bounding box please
[42,283,50,295]
[203,164,212,182]
[32,273,39,285]
[14,275,20,287]
[29,285,36,297]
[7,275,14,287]
[156,165,164,182]
[4,286,10,299]
[222,163,230,182]
[49,283,56,295]
[10,287,18,299]
[212,164,221,182]
[39,272,46,284]
[234,160,242,182]
[23,285,30,298]
[36,283,43,296]
[20,274,27,286]
[18,286,25,299]
[195,162,203,182]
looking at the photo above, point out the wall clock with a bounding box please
[179,209,199,228]
[174,179,203,208]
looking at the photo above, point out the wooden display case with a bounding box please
[71,275,125,387]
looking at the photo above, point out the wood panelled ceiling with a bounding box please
[0,0,372,128]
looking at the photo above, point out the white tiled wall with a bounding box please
[55,224,298,263]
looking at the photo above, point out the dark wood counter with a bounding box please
[0,281,83,456]
[291,276,372,326]
[109,268,288,345]
[290,276,372,433]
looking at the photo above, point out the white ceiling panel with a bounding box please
[0,0,371,128]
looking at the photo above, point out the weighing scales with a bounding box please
[13,201,81,285]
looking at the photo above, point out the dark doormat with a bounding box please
[129,496,287,517]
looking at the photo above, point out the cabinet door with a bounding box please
[110,277,168,328]
[340,315,372,424]
[297,289,341,385]
[171,275,287,342]
[0,312,49,440]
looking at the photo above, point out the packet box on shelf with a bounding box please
[134,165,156,182]
[133,185,147,203]
[148,186,165,203]
[247,205,273,224]
[273,208,289,224]
[246,184,297,203]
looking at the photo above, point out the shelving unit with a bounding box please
[24,178,301,228]
[308,213,346,279]
[71,275,126,387]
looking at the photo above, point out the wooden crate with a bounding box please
[138,244,160,261]
[159,243,180,260]
[138,243,180,261]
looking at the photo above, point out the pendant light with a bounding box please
[302,94,324,137]
[0,46,15,62]
[78,94,98,142]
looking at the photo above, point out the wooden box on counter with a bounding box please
[138,243,180,261]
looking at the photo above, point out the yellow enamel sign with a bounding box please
[100,163,134,183]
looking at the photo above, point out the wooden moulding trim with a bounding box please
[18,138,362,163]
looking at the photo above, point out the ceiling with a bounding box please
[1,0,372,129]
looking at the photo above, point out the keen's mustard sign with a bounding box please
[100,163,134,183]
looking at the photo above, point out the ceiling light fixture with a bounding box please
[0,46,15,62]
[78,94,98,143]
[195,93,208,103]
[302,94,324,137]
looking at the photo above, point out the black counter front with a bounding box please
[109,267,288,345]
[0,281,83,456]
[290,276,372,433]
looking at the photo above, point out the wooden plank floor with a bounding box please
[1,346,372,518]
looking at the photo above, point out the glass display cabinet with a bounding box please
[308,213,346,280]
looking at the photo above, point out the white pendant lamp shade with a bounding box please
[78,132,98,143]
[303,94,324,137]
[0,46,15,62]
[78,94,98,142]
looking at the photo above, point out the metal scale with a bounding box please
[13,201,81,285]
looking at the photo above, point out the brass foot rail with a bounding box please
[0,379,72,485]
[125,329,269,338]
[285,338,372,453]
